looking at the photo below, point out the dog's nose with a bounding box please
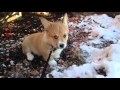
[60,44,64,48]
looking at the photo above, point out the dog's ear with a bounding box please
[40,17,51,29]
[62,13,68,26]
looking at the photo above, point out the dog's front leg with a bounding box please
[27,52,34,61]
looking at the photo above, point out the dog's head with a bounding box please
[40,13,69,49]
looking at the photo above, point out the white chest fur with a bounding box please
[52,49,63,59]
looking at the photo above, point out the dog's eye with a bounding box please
[63,34,66,38]
[54,35,58,39]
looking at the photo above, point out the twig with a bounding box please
[40,50,52,78]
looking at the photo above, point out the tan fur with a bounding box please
[22,13,69,67]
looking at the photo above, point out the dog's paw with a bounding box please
[49,60,57,67]
[27,53,34,61]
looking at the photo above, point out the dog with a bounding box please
[22,13,69,67]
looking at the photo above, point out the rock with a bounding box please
[33,29,36,32]
[0,48,4,51]
[0,43,2,46]
[58,59,64,64]
[8,65,11,68]
[10,40,15,42]
[0,52,4,54]
[30,70,39,76]
[6,50,9,53]
[36,76,40,78]
[6,44,10,47]
[6,54,9,56]
[10,40,15,44]
[6,40,9,43]
[10,60,14,65]
[1,41,6,45]
[10,73,14,78]
[0,76,3,78]
[11,44,16,48]
[2,64,6,67]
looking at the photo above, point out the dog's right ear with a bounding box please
[40,17,51,29]
[63,13,68,26]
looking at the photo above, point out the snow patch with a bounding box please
[48,14,120,78]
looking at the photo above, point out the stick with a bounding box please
[40,50,52,78]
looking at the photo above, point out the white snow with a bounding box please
[48,14,120,78]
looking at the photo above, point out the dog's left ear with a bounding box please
[40,17,51,29]
[62,13,68,26]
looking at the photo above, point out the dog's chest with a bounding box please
[52,49,63,58]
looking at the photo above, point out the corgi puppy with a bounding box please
[22,13,69,67]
